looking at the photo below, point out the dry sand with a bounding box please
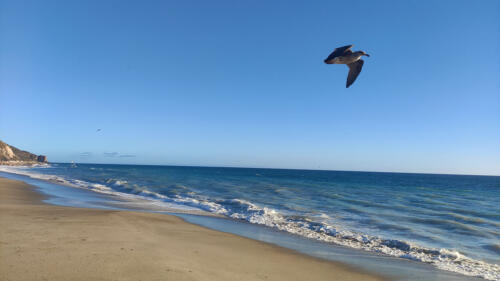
[0,177,387,281]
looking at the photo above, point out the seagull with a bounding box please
[324,45,370,88]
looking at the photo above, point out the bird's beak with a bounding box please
[365,54,370,57]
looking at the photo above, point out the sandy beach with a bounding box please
[0,177,386,281]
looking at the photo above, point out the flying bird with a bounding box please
[324,45,370,88]
[96,129,101,132]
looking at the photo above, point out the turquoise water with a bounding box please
[1,164,498,280]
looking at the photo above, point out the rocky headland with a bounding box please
[0,140,48,166]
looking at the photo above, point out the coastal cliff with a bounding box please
[0,140,47,165]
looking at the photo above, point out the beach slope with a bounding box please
[0,177,385,281]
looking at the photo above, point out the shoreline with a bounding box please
[0,166,495,281]
[0,176,386,281]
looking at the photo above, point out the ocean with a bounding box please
[0,163,498,280]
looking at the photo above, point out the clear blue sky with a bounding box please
[1,0,499,175]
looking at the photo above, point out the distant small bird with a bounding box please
[324,45,370,88]
[96,129,101,132]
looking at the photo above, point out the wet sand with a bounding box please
[0,176,386,281]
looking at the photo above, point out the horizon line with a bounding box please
[50,161,500,177]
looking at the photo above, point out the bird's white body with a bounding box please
[327,52,364,65]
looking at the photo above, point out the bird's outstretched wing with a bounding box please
[346,59,364,88]
[325,45,353,61]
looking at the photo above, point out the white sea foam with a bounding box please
[1,165,498,280]
[0,166,197,211]
[202,198,499,280]
[105,179,128,186]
